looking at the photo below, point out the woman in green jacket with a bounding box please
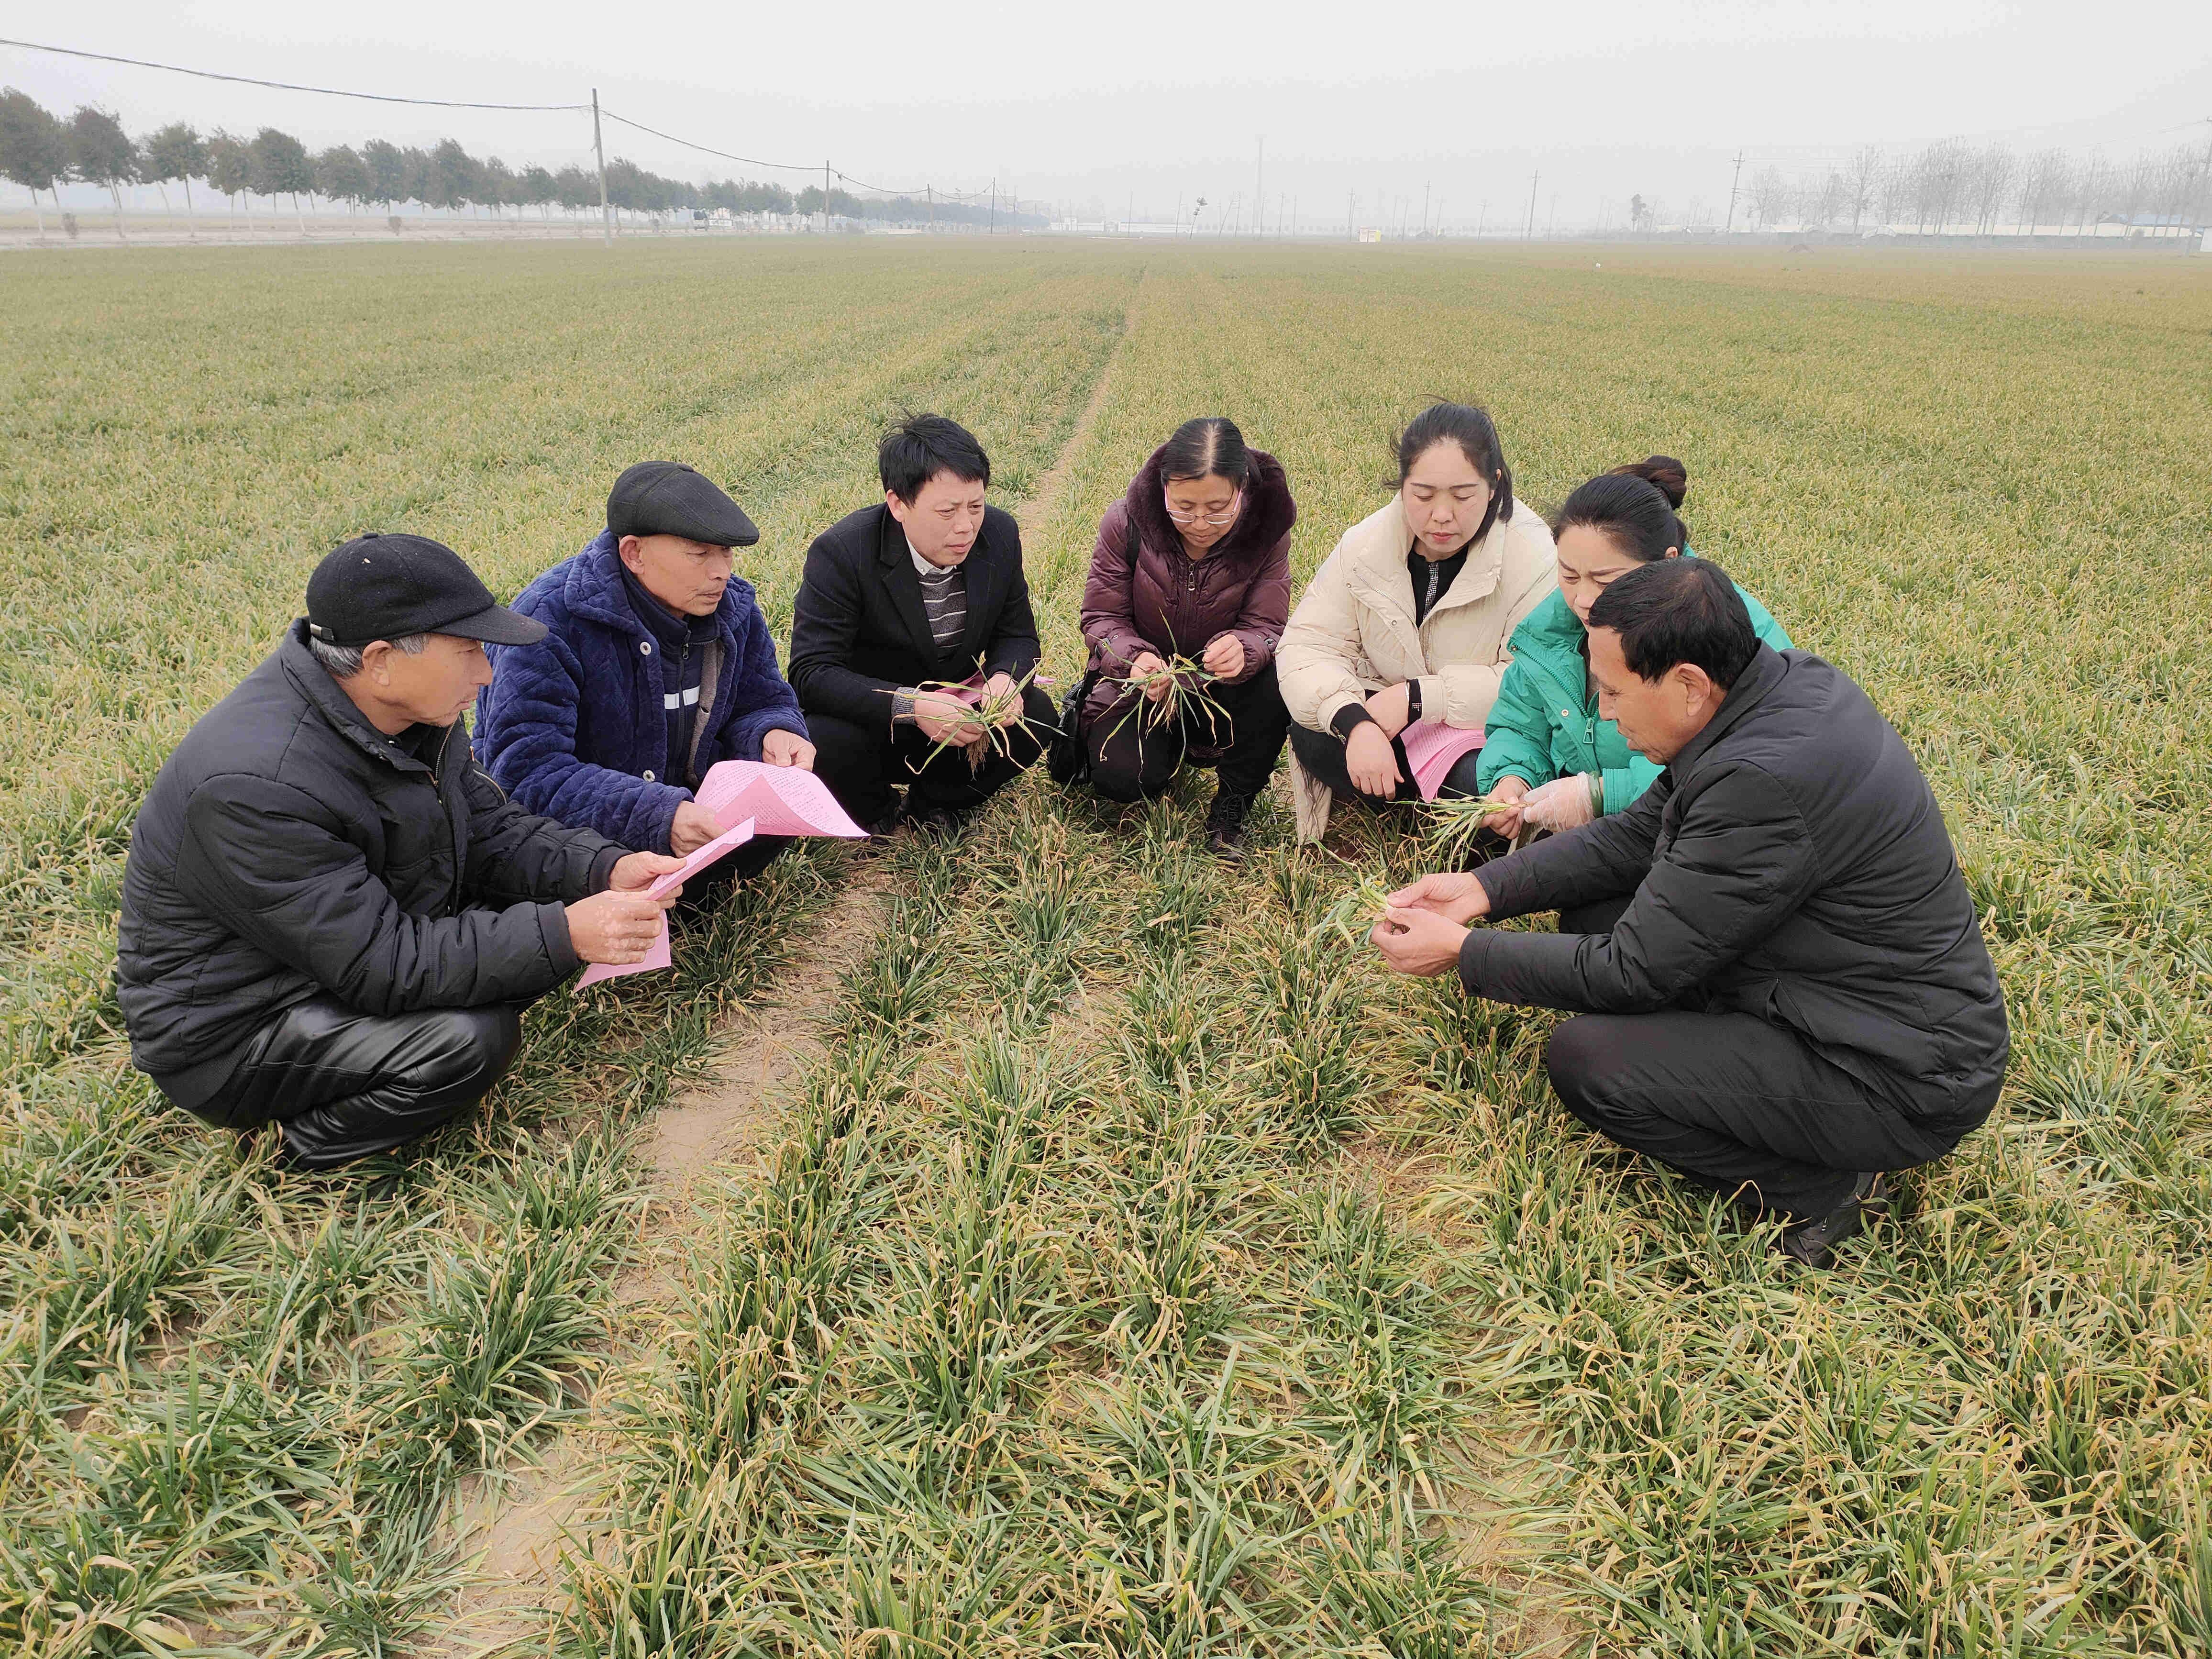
[1476,457,1792,837]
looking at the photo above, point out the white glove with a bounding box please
[1519,773,1598,831]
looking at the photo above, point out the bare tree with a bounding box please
[1748,166,1791,230]
[1845,145,1881,233]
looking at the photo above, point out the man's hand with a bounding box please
[913,694,987,746]
[1344,722,1403,799]
[669,802,722,856]
[1129,651,1173,702]
[1201,634,1245,680]
[1519,774,1596,832]
[1363,680,1414,738]
[761,729,816,770]
[1482,774,1532,837]
[982,671,1024,728]
[609,850,688,892]
[1384,871,1493,925]
[566,888,674,965]
[1370,905,1469,978]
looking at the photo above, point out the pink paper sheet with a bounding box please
[575,818,755,987]
[694,761,866,840]
[1399,720,1485,801]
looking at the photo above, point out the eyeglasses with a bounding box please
[1163,491,1241,528]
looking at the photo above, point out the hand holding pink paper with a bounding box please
[694,762,866,840]
[575,818,755,988]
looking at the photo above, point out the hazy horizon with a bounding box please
[7,1,2207,230]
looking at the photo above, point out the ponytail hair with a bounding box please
[1158,417,1251,488]
[1553,455,1691,562]
[1396,401,1514,542]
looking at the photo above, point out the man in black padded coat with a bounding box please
[785,413,1051,835]
[1369,558,2008,1268]
[117,534,686,1170]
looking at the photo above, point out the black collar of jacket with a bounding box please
[277,618,455,779]
[1667,643,1790,777]
[1124,444,1297,566]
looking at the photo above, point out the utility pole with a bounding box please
[591,88,612,246]
[927,184,934,229]
[1422,181,1431,236]
[822,160,831,234]
[1523,171,1538,240]
[1476,199,1486,239]
[1255,136,1264,238]
[989,179,996,234]
[1348,189,1356,240]
[1723,149,1745,235]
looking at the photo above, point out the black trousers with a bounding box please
[806,684,1054,826]
[182,993,525,1170]
[1085,661,1291,804]
[1288,719,1487,806]
[1538,896,1966,1218]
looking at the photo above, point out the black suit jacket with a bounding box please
[1460,646,2007,1127]
[786,502,1042,728]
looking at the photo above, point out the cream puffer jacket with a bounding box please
[1276,494,1558,841]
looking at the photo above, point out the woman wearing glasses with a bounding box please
[1073,416,1296,859]
[1276,402,1558,843]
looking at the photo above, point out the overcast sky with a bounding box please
[8,1,2209,225]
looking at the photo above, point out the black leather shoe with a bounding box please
[1779,1172,1892,1270]
[1203,789,1254,863]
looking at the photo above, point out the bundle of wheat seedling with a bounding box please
[910,665,1054,772]
[1310,872,1398,947]
[1101,654,1232,747]
[1424,793,1519,863]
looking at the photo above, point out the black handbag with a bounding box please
[1045,666,1101,785]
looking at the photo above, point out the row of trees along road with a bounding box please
[0,88,1033,238]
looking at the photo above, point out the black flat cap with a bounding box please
[607,461,760,547]
[307,533,547,648]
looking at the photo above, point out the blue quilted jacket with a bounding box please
[476,531,807,853]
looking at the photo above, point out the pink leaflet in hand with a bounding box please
[1399,720,1486,801]
[694,761,866,840]
[576,818,756,988]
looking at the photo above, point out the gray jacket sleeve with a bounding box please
[1460,762,1820,1014]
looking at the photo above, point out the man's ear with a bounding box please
[1674,662,1717,711]
[357,639,394,685]
[883,489,910,526]
[616,533,645,572]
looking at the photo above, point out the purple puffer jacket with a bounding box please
[1078,444,1296,727]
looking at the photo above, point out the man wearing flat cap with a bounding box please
[115,534,688,1170]
[476,462,812,879]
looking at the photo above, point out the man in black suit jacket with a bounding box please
[787,414,1051,832]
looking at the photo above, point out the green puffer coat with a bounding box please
[1475,563,1791,814]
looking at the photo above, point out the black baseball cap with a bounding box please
[607,461,760,548]
[306,533,547,649]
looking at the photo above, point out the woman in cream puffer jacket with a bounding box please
[1276,403,1557,842]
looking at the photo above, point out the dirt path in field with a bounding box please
[423,313,1136,1655]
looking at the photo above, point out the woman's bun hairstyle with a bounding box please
[1610,454,1688,510]
[1552,457,1691,563]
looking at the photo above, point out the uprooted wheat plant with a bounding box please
[1,236,2209,1655]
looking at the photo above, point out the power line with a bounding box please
[595,109,815,176]
[0,36,586,111]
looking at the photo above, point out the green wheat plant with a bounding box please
[1422,793,1519,864]
[909,664,1055,772]
[1311,872,1398,947]
[1099,653,1232,747]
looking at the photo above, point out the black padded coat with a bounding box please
[1461,645,2008,1128]
[117,622,624,1106]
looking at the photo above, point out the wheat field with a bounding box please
[3,236,2210,1655]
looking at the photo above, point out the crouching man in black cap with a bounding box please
[116,535,689,1170]
[787,414,1052,834]
[476,463,812,886]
